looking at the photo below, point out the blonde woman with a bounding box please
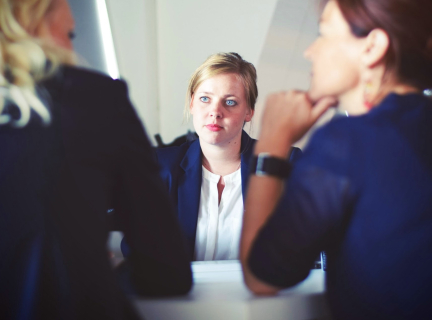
[133,53,301,261]
[0,0,191,319]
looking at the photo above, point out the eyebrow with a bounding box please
[197,91,240,98]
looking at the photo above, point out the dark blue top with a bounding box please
[0,66,192,320]
[249,93,432,320]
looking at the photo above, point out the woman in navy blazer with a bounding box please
[121,53,301,261]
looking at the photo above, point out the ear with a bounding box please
[244,108,254,123]
[361,28,390,68]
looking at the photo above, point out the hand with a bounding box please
[257,91,336,157]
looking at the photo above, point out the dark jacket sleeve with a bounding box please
[111,79,192,296]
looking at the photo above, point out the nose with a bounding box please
[209,100,223,119]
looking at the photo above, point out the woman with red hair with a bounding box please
[241,0,432,319]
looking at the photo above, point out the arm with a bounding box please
[241,91,335,294]
[113,80,192,296]
[241,166,285,294]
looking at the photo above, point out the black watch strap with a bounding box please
[250,152,292,179]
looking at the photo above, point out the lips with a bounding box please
[205,124,223,132]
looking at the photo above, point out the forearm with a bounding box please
[240,140,292,294]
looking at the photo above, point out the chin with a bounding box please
[200,131,223,145]
[307,88,323,103]
[308,84,338,104]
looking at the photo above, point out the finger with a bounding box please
[311,96,337,122]
[289,89,306,95]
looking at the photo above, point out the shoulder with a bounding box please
[241,130,257,155]
[47,65,128,103]
[156,140,197,171]
[61,65,124,88]
[48,66,132,115]
[296,117,356,175]
[309,115,356,150]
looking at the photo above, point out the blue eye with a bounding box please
[226,100,237,106]
[200,96,209,102]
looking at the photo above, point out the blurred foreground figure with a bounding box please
[0,0,191,319]
[241,0,432,319]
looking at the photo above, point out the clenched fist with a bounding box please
[256,91,336,158]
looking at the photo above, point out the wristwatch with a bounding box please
[250,152,292,179]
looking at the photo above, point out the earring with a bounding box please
[363,82,374,110]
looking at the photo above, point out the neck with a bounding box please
[339,81,420,116]
[200,135,242,177]
[338,85,365,116]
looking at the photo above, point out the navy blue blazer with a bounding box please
[0,66,191,320]
[155,131,302,259]
[248,93,432,319]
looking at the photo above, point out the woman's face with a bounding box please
[43,0,75,50]
[190,73,253,147]
[305,1,366,105]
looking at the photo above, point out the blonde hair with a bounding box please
[184,52,258,121]
[0,0,75,127]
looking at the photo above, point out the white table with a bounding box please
[134,261,332,320]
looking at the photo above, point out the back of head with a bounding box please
[328,0,432,90]
[185,52,258,120]
[0,0,74,128]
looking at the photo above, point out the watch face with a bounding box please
[255,153,270,176]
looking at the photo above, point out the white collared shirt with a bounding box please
[194,166,243,261]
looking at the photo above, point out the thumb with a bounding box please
[311,96,337,122]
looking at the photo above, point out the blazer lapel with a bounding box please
[178,140,202,258]
[240,131,255,202]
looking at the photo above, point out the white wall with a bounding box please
[106,0,160,139]
[253,0,335,148]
